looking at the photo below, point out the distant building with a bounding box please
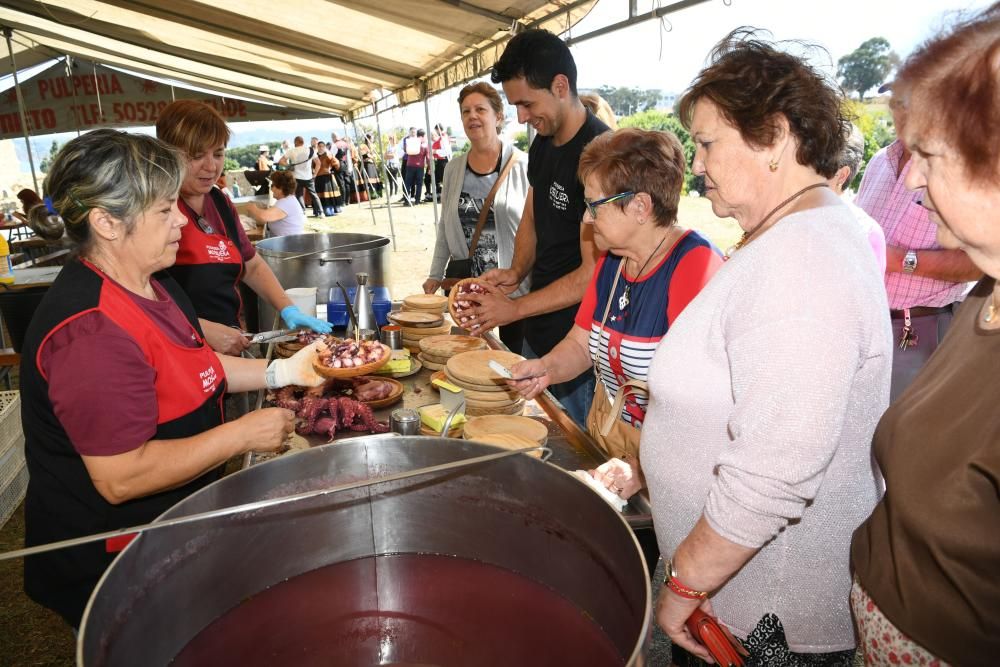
[655,92,678,113]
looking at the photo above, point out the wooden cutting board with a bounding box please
[388,310,444,327]
[466,433,543,458]
[446,349,525,387]
[417,350,452,366]
[419,335,487,358]
[403,294,448,311]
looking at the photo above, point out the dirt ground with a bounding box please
[0,193,738,665]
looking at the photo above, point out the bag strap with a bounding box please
[467,153,518,257]
[591,258,649,436]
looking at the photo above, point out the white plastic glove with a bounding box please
[265,340,325,388]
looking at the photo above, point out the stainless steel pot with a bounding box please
[79,437,651,666]
[254,233,390,331]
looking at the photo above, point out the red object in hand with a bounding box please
[685,608,749,667]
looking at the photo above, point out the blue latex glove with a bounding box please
[281,305,333,333]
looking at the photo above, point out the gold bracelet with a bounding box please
[664,559,709,600]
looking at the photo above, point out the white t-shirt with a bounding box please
[283,145,315,181]
[270,195,306,236]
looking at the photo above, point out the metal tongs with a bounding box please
[242,329,299,344]
[335,281,361,343]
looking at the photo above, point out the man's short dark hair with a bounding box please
[491,29,578,94]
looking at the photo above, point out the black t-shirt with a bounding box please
[524,111,609,355]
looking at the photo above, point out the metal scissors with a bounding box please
[242,329,299,344]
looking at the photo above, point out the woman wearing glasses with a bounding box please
[155,101,330,358]
[507,127,721,494]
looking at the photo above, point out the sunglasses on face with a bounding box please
[583,191,635,220]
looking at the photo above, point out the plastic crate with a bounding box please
[0,435,23,489]
[0,459,27,529]
[327,286,392,327]
[0,391,21,459]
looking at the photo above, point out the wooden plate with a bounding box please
[444,370,522,398]
[420,423,464,437]
[463,415,548,444]
[403,294,448,311]
[418,334,487,358]
[351,376,404,409]
[313,342,391,378]
[373,357,423,378]
[446,349,525,387]
[419,350,452,366]
[401,324,453,339]
[465,433,543,458]
[447,278,487,324]
[467,399,525,417]
[388,310,444,327]
[429,369,447,389]
[417,354,446,371]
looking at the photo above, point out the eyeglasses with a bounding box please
[583,191,635,220]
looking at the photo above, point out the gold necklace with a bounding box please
[725,182,829,258]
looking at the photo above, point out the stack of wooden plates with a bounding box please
[418,335,487,371]
[387,310,451,352]
[463,415,548,457]
[401,293,447,314]
[444,349,527,416]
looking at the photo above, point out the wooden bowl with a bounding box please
[312,342,391,378]
[355,377,405,409]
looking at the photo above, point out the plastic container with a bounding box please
[0,236,14,285]
[285,287,318,318]
[327,286,391,327]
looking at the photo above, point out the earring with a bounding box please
[110,233,117,240]
[768,159,779,172]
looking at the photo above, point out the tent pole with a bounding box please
[373,110,397,249]
[92,62,103,120]
[65,55,82,137]
[351,119,378,228]
[3,27,40,193]
[422,97,439,226]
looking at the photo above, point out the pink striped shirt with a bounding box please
[855,141,969,309]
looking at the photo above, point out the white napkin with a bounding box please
[571,470,628,512]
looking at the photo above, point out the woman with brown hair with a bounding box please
[246,170,307,236]
[851,5,1000,663]
[155,100,330,357]
[623,31,891,665]
[423,82,530,351]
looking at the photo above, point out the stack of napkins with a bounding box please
[571,470,628,512]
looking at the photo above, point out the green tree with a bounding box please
[838,37,895,101]
[595,85,662,117]
[843,100,895,189]
[513,131,530,152]
[619,110,699,193]
[39,140,60,173]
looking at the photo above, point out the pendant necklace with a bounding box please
[725,182,829,258]
[619,233,670,311]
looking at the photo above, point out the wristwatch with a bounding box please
[902,250,918,274]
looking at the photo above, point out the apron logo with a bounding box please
[206,240,231,262]
[199,366,218,392]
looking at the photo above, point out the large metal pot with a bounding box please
[79,437,651,666]
[255,233,391,330]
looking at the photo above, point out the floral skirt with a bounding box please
[849,576,949,666]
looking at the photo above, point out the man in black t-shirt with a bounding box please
[473,29,610,427]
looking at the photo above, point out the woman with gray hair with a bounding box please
[20,129,324,628]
